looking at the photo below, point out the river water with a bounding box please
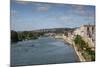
[11,37,79,66]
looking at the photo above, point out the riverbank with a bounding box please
[62,35,86,62]
[72,42,86,62]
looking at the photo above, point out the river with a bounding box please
[11,37,79,66]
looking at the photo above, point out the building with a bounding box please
[74,24,95,48]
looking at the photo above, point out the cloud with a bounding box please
[71,5,95,18]
[71,5,85,10]
[34,3,51,12]
[72,5,88,16]
[59,16,76,23]
[60,16,69,20]
[37,6,49,12]
[16,1,28,4]
[71,5,86,16]
[11,0,31,5]
[11,10,22,20]
[11,10,18,16]
[16,1,31,5]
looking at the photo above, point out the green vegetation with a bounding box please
[11,30,19,42]
[18,31,38,40]
[74,35,95,61]
[11,30,44,42]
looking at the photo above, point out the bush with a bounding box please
[74,35,95,61]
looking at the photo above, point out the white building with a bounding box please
[74,24,95,48]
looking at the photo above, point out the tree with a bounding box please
[11,30,19,42]
[74,35,95,61]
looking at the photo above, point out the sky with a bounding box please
[11,0,95,31]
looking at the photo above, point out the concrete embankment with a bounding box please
[72,42,86,62]
[62,36,86,62]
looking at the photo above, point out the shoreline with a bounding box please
[62,37,86,62]
[72,42,86,62]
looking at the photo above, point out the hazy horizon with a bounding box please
[11,1,95,31]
